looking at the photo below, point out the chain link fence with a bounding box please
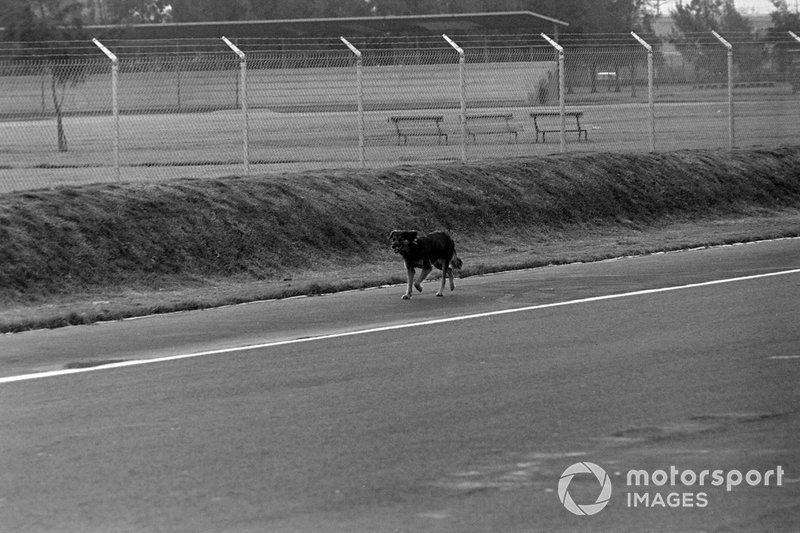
[2,32,800,192]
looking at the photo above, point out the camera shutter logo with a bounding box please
[558,462,613,516]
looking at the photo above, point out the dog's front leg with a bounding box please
[415,266,432,293]
[403,267,415,299]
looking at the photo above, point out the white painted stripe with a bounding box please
[2,268,799,385]
[769,355,800,360]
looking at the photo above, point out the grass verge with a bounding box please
[1,147,799,333]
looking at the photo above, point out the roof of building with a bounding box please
[86,10,569,41]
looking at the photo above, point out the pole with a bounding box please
[790,31,800,97]
[541,33,565,153]
[222,37,249,176]
[176,41,181,112]
[443,34,467,163]
[631,32,655,152]
[340,37,366,168]
[92,38,120,181]
[712,31,734,149]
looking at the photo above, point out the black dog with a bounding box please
[389,230,463,299]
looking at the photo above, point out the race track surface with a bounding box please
[1,239,798,532]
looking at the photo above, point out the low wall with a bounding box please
[0,60,557,117]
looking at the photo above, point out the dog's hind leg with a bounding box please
[436,269,448,297]
[435,259,450,296]
[448,254,462,291]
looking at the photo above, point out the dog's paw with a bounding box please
[402,293,412,300]
[414,283,423,293]
[435,291,444,297]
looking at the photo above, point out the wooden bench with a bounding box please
[530,111,588,143]
[388,115,448,145]
[465,113,522,143]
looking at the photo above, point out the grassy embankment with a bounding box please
[1,146,800,332]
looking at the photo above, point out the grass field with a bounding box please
[2,62,800,193]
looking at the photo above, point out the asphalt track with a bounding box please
[0,238,798,532]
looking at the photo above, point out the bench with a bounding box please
[530,111,588,143]
[388,115,448,145]
[465,113,522,143]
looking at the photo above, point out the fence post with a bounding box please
[712,31,734,149]
[175,41,182,112]
[340,37,366,168]
[541,33,565,153]
[443,34,467,163]
[631,32,655,152]
[92,38,120,181]
[222,37,249,176]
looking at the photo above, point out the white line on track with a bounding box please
[2,268,799,385]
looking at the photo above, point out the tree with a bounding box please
[583,1,657,93]
[165,0,370,22]
[541,0,656,94]
[766,0,800,89]
[768,0,800,29]
[2,0,91,152]
[128,0,174,22]
[670,0,757,83]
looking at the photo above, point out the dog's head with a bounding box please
[389,230,418,255]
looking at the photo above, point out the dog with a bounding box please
[389,230,463,300]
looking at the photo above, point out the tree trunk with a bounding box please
[590,60,599,93]
[50,67,68,152]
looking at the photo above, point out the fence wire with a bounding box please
[2,32,800,192]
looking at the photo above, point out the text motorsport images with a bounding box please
[557,461,786,516]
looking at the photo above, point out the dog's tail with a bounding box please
[450,253,463,271]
